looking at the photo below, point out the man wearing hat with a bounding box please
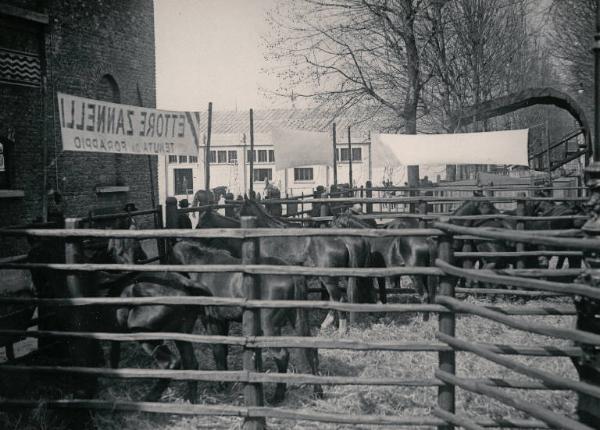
[349,203,377,227]
[177,199,193,229]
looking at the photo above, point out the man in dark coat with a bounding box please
[177,199,192,229]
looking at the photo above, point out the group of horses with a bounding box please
[21,192,587,408]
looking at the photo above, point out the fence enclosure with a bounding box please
[0,191,598,429]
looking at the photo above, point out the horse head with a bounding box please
[107,218,147,265]
[241,197,289,228]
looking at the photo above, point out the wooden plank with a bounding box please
[0,329,581,356]
[456,287,565,297]
[0,227,444,238]
[0,261,445,277]
[435,370,594,430]
[437,333,600,400]
[455,250,582,258]
[433,221,600,251]
[437,296,600,345]
[437,259,600,300]
[0,399,446,426]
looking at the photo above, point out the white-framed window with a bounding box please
[209,150,230,164]
[178,155,188,163]
[258,149,268,162]
[168,155,177,163]
[246,149,256,163]
[174,168,193,195]
[253,168,272,182]
[268,150,275,162]
[294,167,313,181]
[336,147,362,162]
[189,155,198,163]
[228,150,237,164]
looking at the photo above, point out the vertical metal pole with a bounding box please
[332,123,338,187]
[205,102,213,203]
[240,216,265,430]
[595,0,600,162]
[545,119,553,185]
[368,133,372,182]
[40,30,48,222]
[347,126,353,188]
[249,109,255,197]
[437,234,455,430]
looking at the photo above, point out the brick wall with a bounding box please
[0,0,157,257]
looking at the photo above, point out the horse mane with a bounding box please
[331,212,371,229]
[243,198,290,228]
[178,240,237,261]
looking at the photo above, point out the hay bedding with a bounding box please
[0,294,578,430]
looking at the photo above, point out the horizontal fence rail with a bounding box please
[0,227,445,239]
[1,211,596,429]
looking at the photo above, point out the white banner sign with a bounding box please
[371,129,529,167]
[57,92,201,155]
[271,127,333,170]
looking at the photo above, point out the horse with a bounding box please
[450,198,516,272]
[106,220,210,403]
[524,199,587,269]
[26,217,207,404]
[238,198,371,331]
[170,240,322,403]
[382,217,437,307]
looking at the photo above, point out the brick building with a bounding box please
[0,0,157,257]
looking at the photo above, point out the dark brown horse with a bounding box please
[170,240,322,403]
[238,198,371,331]
[106,225,208,403]
[27,219,206,404]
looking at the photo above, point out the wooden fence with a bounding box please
[0,205,597,429]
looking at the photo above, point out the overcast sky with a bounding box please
[155,0,284,112]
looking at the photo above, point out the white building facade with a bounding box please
[159,131,372,201]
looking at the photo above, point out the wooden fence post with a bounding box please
[64,218,101,397]
[437,233,456,430]
[165,197,178,252]
[155,204,167,263]
[241,216,266,430]
[365,181,373,214]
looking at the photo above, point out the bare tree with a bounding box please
[550,0,595,113]
[264,0,437,134]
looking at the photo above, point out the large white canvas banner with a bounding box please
[371,129,529,167]
[271,127,333,170]
[57,92,201,155]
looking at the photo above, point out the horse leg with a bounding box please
[205,317,229,371]
[319,277,346,332]
[141,341,180,402]
[258,309,289,404]
[346,276,359,326]
[109,341,121,369]
[175,340,198,403]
